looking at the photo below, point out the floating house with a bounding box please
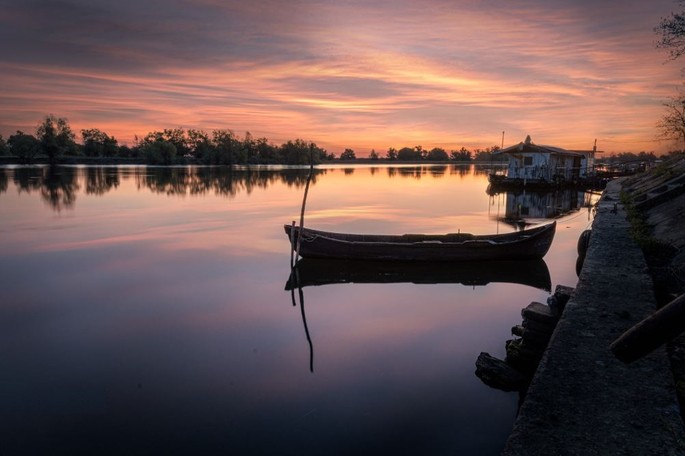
[489,136,598,188]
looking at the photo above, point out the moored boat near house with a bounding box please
[489,136,603,189]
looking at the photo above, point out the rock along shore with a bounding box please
[502,177,685,455]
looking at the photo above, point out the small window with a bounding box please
[523,156,533,166]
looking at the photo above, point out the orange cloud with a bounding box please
[0,0,682,155]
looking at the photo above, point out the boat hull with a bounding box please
[284,221,556,262]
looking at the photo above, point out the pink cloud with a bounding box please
[0,0,682,154]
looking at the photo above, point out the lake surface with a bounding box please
[0,164,598,455]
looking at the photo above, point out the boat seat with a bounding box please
[401,233,476,242]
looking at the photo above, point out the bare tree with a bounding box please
[656,1,685,60]
[657,91,685,151]
[655,4,685,151]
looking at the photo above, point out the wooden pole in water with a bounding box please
[290,220,296,268]
[294,144,315,261]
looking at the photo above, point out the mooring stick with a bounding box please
[290,220,296,268]
[294,145,315,261]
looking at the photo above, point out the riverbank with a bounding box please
[0,156,146,165]
[0,155,490,166]
[503,169,685,454]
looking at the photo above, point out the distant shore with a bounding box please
[0,156,146,165]
[0,156,492,166]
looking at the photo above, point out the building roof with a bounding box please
[494,135,586,157]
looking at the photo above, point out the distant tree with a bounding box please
[657,91,685,151]
[369,149,379,160]
[164,128,190,156]
[0,134,8,156]
[118,145,137,158]
[655,2,685,60]
[450,147,472,161]
[638,151,658,163]
[279,139,323,165]
[208,129,236,164]
[36,115,76,163]
[397,146,421,161]
[386,147,397,160]
[8,131,39,163]
[255,137,278,163]
[142,140,177,165]
[426,147,449,161]
[141,128,190,157]
[187,129,213,160]
[340,148,356,160]
[473,146,505,162]
[472,148,484,161]
[607,151,658,165]
[81,128,118,157]
[239,132,256,163]
[615,152,638,163]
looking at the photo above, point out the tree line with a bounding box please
[597,151,662,165]
[0,115,507,165]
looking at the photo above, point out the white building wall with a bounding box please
[507,154,553,180]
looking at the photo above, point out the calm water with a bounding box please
[0,165,598,455]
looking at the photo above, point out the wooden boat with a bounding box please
[284,221,556,262]
[286,258,551,291]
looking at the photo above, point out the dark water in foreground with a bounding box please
[0,165,598,455]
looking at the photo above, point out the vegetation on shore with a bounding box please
[619,156,684,308]
[620,190,670,253]
[0,115,509,166]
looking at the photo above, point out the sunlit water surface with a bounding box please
[0,165,598,455]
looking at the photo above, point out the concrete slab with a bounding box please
[502,179,685,455]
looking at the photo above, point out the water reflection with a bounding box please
[488,188,596,229]
[286,257,551,374]
[0,163,594,455]
[0,168,7,193]
[0,165,326,211]
[84,166,120,195]
[379,164,488,179]
[289,270,315,373]
[286,258,551,291]
[0,164,508,213]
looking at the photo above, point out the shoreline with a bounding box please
[503,172,685,454]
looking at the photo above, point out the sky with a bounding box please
[1,0,684,156]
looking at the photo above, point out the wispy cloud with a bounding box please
[0,0,681,153]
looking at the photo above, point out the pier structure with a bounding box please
[502,178,685,455]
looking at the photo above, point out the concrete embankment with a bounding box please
[502,178,685,455]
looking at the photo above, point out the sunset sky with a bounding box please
[1,0,684,155]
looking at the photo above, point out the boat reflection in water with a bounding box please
[286,258,551,291]
[286,258,551,373]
